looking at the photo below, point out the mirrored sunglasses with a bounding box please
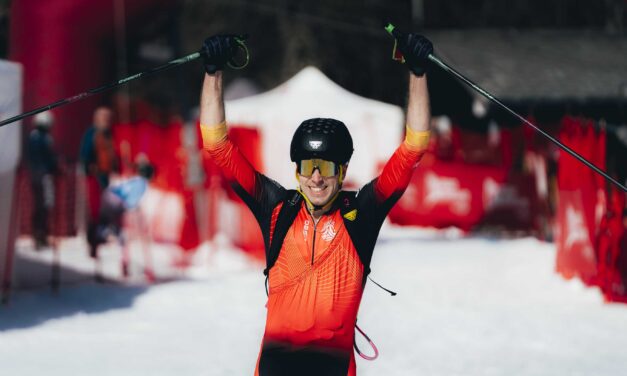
[298,159,339,177]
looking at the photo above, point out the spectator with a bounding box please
[27,111,59,249]
[79,106,119,257]
[92,159,155,278]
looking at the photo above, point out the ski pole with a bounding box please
[384,23,627,193]
[0,35,249,128]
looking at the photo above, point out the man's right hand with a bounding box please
[201,35,240,75]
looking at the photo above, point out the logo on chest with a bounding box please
[302,218,337,242]
[320,218,337,242]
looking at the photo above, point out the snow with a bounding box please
[2,227,627,376]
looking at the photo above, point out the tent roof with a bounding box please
[227,66,402,114]
[224,78,261,101]
[426,29,627,100]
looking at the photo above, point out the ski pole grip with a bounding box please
[383,22,435,61]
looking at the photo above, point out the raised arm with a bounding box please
[399,32,433,149]
[199,35,287,223]
[374,34,433,203]
[199,35,231,144]
[200,71,225,129]
[406,73,430,136]
[198,36,258,196]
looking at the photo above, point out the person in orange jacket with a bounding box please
[79,106,119,257]
[199,33,433,376]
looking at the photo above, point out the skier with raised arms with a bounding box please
[199,32,433,376]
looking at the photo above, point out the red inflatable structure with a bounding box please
[10,0,179,159]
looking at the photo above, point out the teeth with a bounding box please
[310,187,325,192]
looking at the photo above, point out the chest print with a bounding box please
[320,218,337,242]
[302,219,310,239]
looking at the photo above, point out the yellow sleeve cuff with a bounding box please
[404,126,431,150]
[200,121,228,145]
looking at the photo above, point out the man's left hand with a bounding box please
[397,33,433,77]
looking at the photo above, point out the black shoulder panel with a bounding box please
[264,190,302,275]
[229,173,288,262]
[340,179,403,277]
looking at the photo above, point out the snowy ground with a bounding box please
[1,226,627,376]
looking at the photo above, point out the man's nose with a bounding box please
[310,168,324,183]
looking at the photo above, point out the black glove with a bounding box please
[201,35,240,75]
[397,33,433,76]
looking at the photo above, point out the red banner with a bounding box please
[555,190,598,282]
[555,117,605,283]
[388,156,539,231]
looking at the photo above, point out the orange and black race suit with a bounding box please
[202,125,426,376]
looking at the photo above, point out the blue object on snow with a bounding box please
[108,177,148,209]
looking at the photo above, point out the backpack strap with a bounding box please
[263,190,302,277]
[338,191,372,280]
[339,190,396,296]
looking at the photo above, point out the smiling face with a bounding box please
[297,166,342,209]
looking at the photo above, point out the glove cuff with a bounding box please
[410,66,427,77]
[204,63,221,75]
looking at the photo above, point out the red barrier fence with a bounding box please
[555,116,627,302]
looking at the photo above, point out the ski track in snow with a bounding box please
[1,227,626,376]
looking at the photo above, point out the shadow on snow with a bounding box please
[0,254,150,331]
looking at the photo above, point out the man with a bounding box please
[199,33,433,375]
[27,111,59,249]
[95,160,155,279]
[80,106,118,188]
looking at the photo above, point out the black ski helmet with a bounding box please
[290,118,354,164]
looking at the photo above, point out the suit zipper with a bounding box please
[311,216,319,265]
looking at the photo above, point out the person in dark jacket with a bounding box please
[27,111,59,249]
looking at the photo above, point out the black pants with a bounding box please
[258,343,350,376]
[31,179,49,246]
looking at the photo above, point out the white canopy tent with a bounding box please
[225,66,405,189]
